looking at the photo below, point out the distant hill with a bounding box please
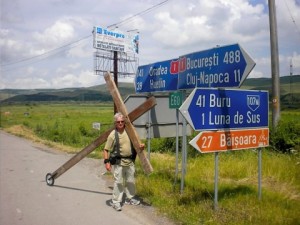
[241,75,300,92]
[0,82,135,103]
[1,75,299,109]
[240,75,300,109]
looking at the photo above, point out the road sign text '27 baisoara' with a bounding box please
[189,128,269,153]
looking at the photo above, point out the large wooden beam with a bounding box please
[104,72,153,174]
[46,95,156,185]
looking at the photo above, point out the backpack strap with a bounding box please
[114,129,121,156]
[131,142,137,162]
[114,129,137,162]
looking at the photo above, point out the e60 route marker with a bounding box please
[189,128,269,153]
[169,91,183,109]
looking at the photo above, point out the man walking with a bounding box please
[103,112,143,211]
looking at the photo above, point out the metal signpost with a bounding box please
[169,92,182,189]
[168,91,187,192]
[180,88,268,209]
[177,43,255,89]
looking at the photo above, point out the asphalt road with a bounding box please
[0,131,174,225]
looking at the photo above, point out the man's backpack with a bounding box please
[109,129,136,165]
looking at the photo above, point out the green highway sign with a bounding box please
[169,92,183,109]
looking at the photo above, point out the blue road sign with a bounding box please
[177,43,255,89]
[135,59,179,93]
[179,88,269,130]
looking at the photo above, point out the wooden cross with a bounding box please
[46,92,156,185]
[104,72,153,174]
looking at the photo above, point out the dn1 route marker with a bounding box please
[177,43,255,89]
[189,128,269,153]
[179,88,269,131]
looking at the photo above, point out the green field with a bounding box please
[1,103,299,225]
[0,103,114,155]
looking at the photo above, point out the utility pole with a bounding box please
[290,59,293,106]
[113,51,118,114]
[268,0,281,127]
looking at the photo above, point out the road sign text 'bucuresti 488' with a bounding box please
[177,43,255,89]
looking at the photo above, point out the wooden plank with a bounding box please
[49,96,156,180]
[104,72,154,174]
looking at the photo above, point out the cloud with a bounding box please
[77,70,104,87]
[56,63,81,74]
[1,0,299,89]
[291,52,300,69]
[6,77,51,89]
[282,52,300,75]
[33,20,75,48]
[251,56,271,78]
[67,42,92,58]
[0,29,32,63]
[149,0,270,51]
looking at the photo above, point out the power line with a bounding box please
[1,35,91,68]
[1,0,171,69]
[1,38,91,72]
[108,0,170,28]
[283,0,300,37]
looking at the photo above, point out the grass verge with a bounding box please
[135,152,300,225]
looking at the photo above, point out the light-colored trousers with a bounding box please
[112,164,136,203]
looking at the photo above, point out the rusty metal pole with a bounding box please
[268,0,281,127]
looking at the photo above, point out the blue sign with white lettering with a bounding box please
[135,59,179,93]
[179,88,268,130]
[177,44,255,89]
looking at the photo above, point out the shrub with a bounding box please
[270,119,300,153]
[78,123,88,136]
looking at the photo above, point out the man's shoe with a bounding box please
[125,198,140,205]
[112,202,122,211]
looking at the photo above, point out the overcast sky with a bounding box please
[1,0,300,89]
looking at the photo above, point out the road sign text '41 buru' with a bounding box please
[179,88,269,131]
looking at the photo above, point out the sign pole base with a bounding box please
[214,152,219,210]
[258,148,262,200]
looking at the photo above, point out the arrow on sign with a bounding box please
[177,43,256,89]
[189,128,269,153]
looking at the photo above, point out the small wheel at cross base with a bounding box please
[46,173,55,186]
